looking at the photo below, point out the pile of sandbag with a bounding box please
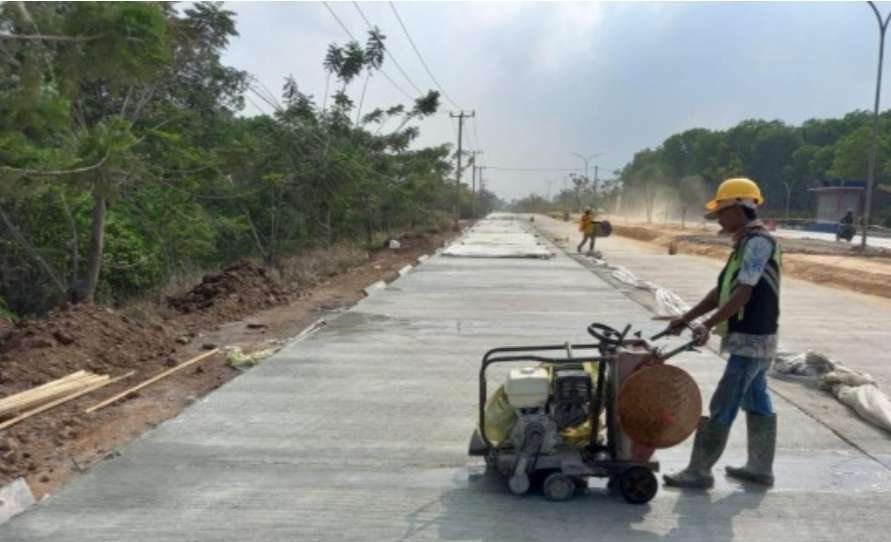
[773,351,891,434]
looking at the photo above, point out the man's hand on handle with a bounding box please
[664,316,711,346]
[691,323,711,346]
[665,317,688,336]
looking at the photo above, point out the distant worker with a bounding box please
[663,177,781,489]
[577,207,596,253]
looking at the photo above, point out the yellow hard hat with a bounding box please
[705,177,763,219]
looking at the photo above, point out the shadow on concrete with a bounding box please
[401,467,766,541]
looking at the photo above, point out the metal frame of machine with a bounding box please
[468,322,697,504]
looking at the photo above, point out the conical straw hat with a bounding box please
[617,365,702,449]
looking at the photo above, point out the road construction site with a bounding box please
[3,215,891,541]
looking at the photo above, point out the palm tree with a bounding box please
[322,44,344,113]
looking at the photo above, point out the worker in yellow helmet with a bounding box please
[663,177,781,489]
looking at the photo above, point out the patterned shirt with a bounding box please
[720,232,778,359]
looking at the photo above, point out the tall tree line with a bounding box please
[618,113,891,224]
[0,2,492,317]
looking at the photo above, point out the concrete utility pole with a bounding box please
[469,150,483,218]
[863,2,891,250]
[450,110,475,229]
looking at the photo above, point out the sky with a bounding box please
[222,1,891,200]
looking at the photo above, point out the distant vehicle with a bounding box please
[836,210,856,242]
[836,223,856,242]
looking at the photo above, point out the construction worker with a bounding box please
[577,207,596,253]
[663,177,781,489]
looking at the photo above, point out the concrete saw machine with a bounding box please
[469,322,700,504]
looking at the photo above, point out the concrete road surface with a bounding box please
[3,215,890,541]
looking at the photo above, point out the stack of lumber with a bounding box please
[0,371,108,419]
[0,370,131,431]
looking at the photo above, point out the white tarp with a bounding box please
[606,263,691,318]
[443,218,553,259]
[773,351,891,434]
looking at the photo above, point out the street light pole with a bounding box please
[571,152,602,210]
[782,181,792,223]
[863,2,891,250]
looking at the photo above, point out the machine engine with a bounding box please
[504,365,592,455]
[550,366,592,430]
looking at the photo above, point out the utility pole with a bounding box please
[469,150,483,219]
[475,165,487,217]
[571,152,602,211]
[450,110,475,229]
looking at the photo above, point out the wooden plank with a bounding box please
[0,371,135,431]
[0,371,89,405]
[85,348,220,414]
[0,375,107,418]
[0,374,105,405]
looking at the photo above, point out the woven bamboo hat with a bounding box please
[617,365,702,449]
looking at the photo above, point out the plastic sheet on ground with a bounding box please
[607,264,691,317]
[774,351,891,434]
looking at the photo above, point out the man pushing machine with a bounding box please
[663,177,781,489]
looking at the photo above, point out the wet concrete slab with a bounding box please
[3,216,890,541]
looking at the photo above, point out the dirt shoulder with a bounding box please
[0,229,456,498]
[610,222,891,300]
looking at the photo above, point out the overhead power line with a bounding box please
[352,2,426,98]
[322,2,415,102]
[485,166,586,172]
[387,1,462,109]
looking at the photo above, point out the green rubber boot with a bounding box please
[725,413,776,487]
[663,417,730,489]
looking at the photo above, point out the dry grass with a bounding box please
[277,242,369,288]
[119,266,215,323]
[118,239,380,322]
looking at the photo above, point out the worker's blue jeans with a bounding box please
[709,355,774,426]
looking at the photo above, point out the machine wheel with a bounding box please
[619,467,658,505]
[543,473,576,502]
[509,473,530,495]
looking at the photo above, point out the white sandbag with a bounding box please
[774,351,891,436]
[832,384,891,433]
